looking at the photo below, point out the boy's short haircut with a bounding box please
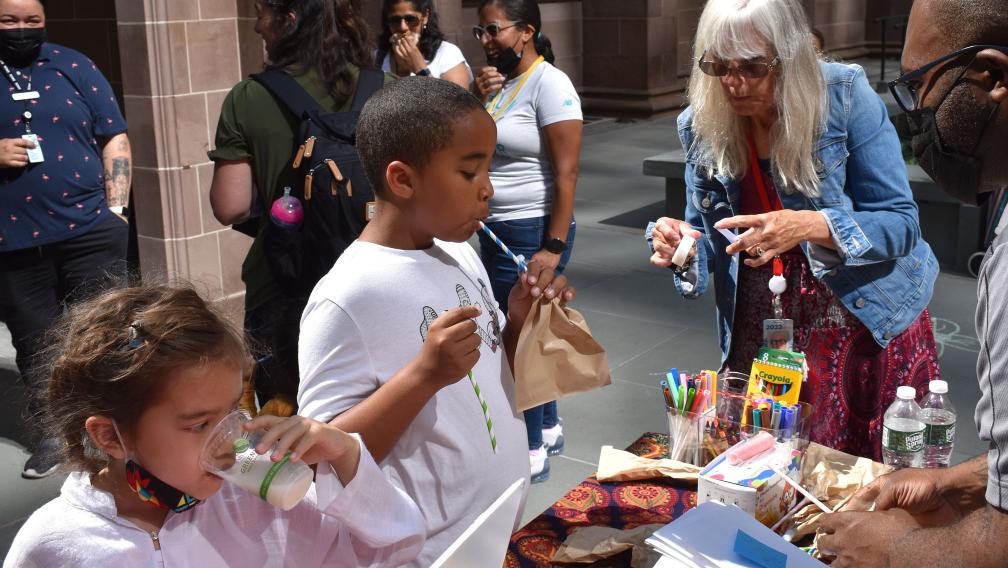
[356,76,488,195]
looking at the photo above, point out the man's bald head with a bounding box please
[927,0,1008,52]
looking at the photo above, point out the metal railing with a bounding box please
[875,14,909,85]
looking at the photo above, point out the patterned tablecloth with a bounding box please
[506,432,697,567]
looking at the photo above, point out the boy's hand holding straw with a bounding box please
[479,221,576,345]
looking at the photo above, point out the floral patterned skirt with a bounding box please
[724,249,941,460]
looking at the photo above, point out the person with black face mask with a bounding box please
[0,0,131,480]
[471,0,581,485]
[819,1,1008,566]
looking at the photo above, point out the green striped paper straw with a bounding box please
[468,370,497,453]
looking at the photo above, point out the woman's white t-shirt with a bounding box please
[485,61,582,222]
[380,40,472,82]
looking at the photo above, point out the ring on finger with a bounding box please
[755,245,766,257]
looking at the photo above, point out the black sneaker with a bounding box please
[22,438,63,479]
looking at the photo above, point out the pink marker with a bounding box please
[726,431,776,465]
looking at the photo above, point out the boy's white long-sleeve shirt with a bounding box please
[4,435,424,567]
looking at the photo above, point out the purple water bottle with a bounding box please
[270,186,303,230]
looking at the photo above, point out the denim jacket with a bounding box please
[647,61,937,364]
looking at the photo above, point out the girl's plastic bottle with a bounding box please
[882,386,925,469]
[270,186,303,230]
[920,379,956,468]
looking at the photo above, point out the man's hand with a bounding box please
[818,508,921,568]
[650,217,701,268]
[0,137,34,168]
[856,467,947,514]
[415,305,482,388]
[506,258,575,332]
[474,66,505,102]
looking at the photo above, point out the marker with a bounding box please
[678,384,687,412]
[669,368,681,391]
[685,387,696,414]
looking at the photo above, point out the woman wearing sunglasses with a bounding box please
[375,0,471,89]
[472,0,581,483]
[647,0,941,460]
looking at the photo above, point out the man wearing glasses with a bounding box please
[819,0,1008,566]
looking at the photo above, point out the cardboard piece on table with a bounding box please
[645,501,826,567]
[596,445,700,483]
[430,477,526,568]
[551,524,664,566]
[513,297,611,412]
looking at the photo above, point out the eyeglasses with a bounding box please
[387,14,421,28]
[472,21,522,41]
[888,44,1008,113]
[697,54,780,79]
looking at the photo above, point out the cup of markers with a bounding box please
[659,367,814,467]
[661,368,717,465]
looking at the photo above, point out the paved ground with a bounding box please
[0,57,989,556]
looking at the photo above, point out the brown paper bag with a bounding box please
[513,297,611,412]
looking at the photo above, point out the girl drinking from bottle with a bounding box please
[4,284,423,567]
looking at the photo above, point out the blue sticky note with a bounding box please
[733,529,788,568]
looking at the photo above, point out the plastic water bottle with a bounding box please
[882,386,925,469]
[270,186,303,230]
[920,380,956,468]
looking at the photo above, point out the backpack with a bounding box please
[250,68,384,297]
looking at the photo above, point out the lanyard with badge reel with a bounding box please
[1,58,43,163]
[745,134,794,352]
[484,55,544,121]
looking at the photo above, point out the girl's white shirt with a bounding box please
[3,435,424,568]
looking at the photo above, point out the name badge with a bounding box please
[12,91,39,101]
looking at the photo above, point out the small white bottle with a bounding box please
[920,380,956,468]
[882,386,925,469]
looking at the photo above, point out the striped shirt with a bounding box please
[975,228,1008,508]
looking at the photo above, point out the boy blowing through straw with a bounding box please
[297,77,576,566]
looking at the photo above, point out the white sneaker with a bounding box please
[529,445,550,484]
[542,423,564,456]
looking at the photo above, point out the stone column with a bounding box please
[115,0,256,319]
[579,0,680,116]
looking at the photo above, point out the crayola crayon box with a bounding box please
[697,439,801,527]
[748,347,806,406]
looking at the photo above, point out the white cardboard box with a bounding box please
[697,440,801,527]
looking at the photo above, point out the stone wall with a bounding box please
[114,0,259,320]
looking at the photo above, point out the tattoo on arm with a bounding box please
[105,157,131,206]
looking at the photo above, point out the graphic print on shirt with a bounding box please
[417,280,500,453]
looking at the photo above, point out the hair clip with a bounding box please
[126,321,146,349]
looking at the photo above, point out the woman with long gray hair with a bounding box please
[647,0,941,459]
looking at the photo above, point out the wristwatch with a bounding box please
[544,238,567,254]
[416,68,431,76]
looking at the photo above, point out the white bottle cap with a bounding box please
[896,386,917,400]
[929,380,948,394]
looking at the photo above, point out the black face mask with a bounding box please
[906,107,986,205]
[488,35,524,76]
[0,27,45,67]
[905,65,1000,206]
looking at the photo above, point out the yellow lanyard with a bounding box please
[485,55,545,121]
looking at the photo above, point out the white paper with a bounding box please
[645,501,826,567]
[717,227,739,244]
[430,477,526,568]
